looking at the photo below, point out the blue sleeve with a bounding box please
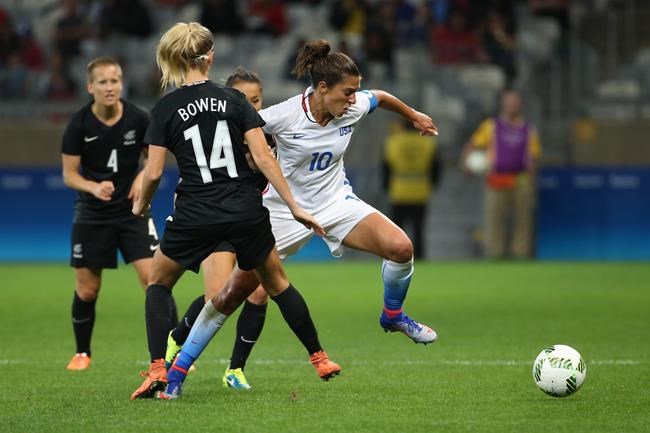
[360,90,378,114]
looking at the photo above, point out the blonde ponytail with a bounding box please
[156,22,214,89]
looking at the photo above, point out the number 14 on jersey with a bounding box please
[184,121,238,183]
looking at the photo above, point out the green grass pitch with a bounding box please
[1,261,649,433]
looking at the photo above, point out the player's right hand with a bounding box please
[93,180,115,201]
[291,208,326,237]
[132,199,148,217]
[412,111,439,136]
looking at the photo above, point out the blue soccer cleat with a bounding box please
[155,378,183,400]
[380,312,437,345]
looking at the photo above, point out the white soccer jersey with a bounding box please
[260,87,378,213]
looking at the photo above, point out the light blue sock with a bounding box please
[382,258,414,315]
[170,301,228,380]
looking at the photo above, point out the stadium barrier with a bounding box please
[0,167,332,262]
[537,167,650,259]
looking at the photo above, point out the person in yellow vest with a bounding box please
[463,90,541,259]
[383,118,440,259]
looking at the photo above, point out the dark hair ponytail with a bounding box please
[292,39,359,87]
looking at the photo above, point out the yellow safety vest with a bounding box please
[384,131,437,204]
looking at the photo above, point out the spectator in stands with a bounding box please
[99,0,153,39]
[1,51,28,98]
[338,38,366,78]
[394,0,420,46]
[200,0,244,35]
[54,0,90,61]
[528,0,569,34]
[0,12,36,99]
[363,4,396,81]
[383,119,441,259]
[0,9,15,96]
[283,37,308,81]
[528,0,569,57]
[329,0,367,39]
[483,9,517,84]
[246,0,288,36]
[430,8,486,65]
[463,90,541,259]
[0,8,18,67]
[426,0,452,25]
[16,24,45,72]
[39,51,77,101]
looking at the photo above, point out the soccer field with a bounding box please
[1,261,648,433]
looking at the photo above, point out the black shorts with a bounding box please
[160,209,275,273]
[214,241,236,254]
[70,215,159,269]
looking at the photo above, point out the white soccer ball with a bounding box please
[532,344,587,397]
[464,150,490,175]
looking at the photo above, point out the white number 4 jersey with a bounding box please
[260,87,378,213]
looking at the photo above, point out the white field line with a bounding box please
[0,359,642,367]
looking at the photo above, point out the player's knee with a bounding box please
[386,238,413,263]
[203,281,226,300]
[248,286,269,305]
[76,286,99,302]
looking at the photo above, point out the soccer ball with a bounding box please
[464,150,490,175]
[532,344,587,397]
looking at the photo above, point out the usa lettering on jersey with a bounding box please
[177,98,227,121]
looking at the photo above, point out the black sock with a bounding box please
[229,300,267,370]
[271,284,322,355]
[71,292,96,356]
[171,295,205,345]
[170,296,179,328]
[145,284,176,361]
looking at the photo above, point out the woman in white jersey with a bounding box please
[212,39,439,388]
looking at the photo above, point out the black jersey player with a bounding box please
[164,68,277,390]
[129,22,340,400]
[61,57,165,370]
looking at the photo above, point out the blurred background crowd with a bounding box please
[1,0,649,261]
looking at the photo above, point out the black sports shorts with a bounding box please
[70,215,158,269]
[160,209,275,273]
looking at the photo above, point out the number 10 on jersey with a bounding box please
[184,121,238,183]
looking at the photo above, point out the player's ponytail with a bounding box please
[156,22,214,89]
[292,39,359,88]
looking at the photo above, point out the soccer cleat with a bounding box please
[66,353,91,371]
[130,359,167,400]
[155,379,183,400]
[164,331,182,370]
[309,350,341,381]
[222,368,252,390]
[380,312,437,344]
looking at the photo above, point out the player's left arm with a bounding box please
[132,145,165,216]
[370,90,439,136]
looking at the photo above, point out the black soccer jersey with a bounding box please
[61,100,150,223]
[144,80,266,225]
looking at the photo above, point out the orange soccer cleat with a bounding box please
[66,353,91,371]
[130,359,167,400]
[309,350,341,381]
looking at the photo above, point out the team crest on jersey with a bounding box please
[339,125,353,136]
[123,129,136,145]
